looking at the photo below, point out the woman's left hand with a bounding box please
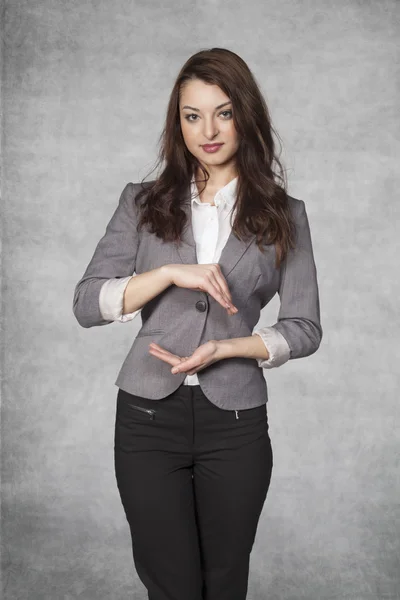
[148,340,220,375]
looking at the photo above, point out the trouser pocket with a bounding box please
[114,389,160,452]
[126,402,156,420]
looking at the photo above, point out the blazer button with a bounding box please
[195,300,207,312]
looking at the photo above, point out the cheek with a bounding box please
[181,127,197,151]
[225,123,239,144]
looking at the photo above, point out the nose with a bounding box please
[202,117,219,141]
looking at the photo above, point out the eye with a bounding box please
[184,110,233,123]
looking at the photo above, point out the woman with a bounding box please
[73,47,322,600]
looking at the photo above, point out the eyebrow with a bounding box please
[181,101,232,112]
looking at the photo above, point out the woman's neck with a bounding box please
[194,167,238,193]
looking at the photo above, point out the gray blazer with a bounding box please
[73,182,322,410]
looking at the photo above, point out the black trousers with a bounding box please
[114,383,273,600]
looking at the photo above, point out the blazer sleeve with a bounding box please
[269,199,323,359]
[98,275,142,322]
[72,182,140,328]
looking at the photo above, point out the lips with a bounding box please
[202,143,223,149]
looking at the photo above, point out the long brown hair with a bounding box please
[134,47,296,268]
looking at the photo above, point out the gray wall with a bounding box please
[2,1,399,598]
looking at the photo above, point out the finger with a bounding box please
[196,269,235,314]
[171,358,199,374]
[148,342,168,352]
[185,364,206,375]
[211,264,234,303]
[148,347,182,367]
[148,343,177,358]
[205,276,237,312]
[208,266,238,312]
[149,348,180,364]
[208,269,232,306]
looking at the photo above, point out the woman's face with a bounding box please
[179,79,240,174]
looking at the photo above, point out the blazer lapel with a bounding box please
[176,185,256,278]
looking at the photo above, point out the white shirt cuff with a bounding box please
[99,275,140,322]
[252,327,291,368]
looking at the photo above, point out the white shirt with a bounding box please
[99,176,291,384]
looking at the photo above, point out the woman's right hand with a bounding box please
[163,264,238,315]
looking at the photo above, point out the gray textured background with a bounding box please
[1,1,399,599]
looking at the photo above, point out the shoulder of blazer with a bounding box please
[131,179,157,193]
[132,179,157,187]
[286,193,304,208]
[127,180,157,211]
[286,194,306,219]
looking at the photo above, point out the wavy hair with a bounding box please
[134,47,296,268]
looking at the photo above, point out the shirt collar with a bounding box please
[190,175,238,208]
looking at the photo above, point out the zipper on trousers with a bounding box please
[234,410,239,420]
[128,403,156,419]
